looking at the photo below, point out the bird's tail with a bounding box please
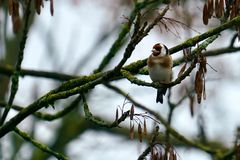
[156,88,167,104]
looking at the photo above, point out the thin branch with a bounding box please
[169,16,240,54]
[0,64,77,81]
[166,88,174,144]
[35,95,81,121]
[0,1,32,125]
[14,127,69,160]
[81,93,129,128]
[0,95,81,121]
[173,46,240,67]
[113,5,169,71]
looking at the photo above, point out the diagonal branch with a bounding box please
[0,1,32,125]
[14,127,69,160]
[113,5,169,71]
[0,97,81,121]
[81,93,129,128]
[169,16,240,54]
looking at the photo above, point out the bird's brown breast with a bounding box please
[147,55,173,68]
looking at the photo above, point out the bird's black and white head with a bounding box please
[151,43,169,57]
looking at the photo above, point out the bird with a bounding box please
[147,43,173,103]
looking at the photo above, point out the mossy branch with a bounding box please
[121,35,219,89]
[0,1,32,125]
[82,93,130,128]
[14,127,69,160]
[0,100,81,121]
[1,45,240,80]
[169,15,240,54]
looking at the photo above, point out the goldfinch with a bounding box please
[147,43,173,103]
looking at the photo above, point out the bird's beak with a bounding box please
[152,49,160,56]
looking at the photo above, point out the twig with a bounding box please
[113,5,169,71]
[14,127,69,160]
[0,1,32,125]
[169,16,240,54]
[165,88,174,144]
[81,93,130,128]
[229,33,238,47]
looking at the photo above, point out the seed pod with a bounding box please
[195,70,203,104]
[12,1,21,33]
[8,0,13,15]
[169,150,174,160]
[230,4,237,20]
[215,0,220,18]
[189,95,195,117]
[208,0,214,18]
[35,0,43,15]
[115,108,119,122]
[203,79,206,100]
[138,123,142,142]
[174,153,177,160]
[203,3,209,25]
[178,63,187,78]
[50,0,54,16]
[143,118,147,136]
[218,0,224,17]
[129,122,134,140]
[12,15,21,33]
[130,105,134,120]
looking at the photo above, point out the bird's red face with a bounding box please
[152,43,162,56]
[151,43,169,57]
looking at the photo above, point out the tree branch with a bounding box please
[122,34,219,90]
[14,127,69,160]
[0,0,32,125]
[113,5,169,71]
[82,93,130,128]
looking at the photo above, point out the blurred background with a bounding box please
[1,0,240,159]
